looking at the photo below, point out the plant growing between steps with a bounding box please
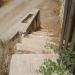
[60,47,75,71]
[60,36,75,74]
[38,59,67,75]
[44,42,53,50]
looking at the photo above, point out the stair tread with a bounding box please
[9,54,58,75]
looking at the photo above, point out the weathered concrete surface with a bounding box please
[9,30,59,75]
[0,0,43,40]
[0,0,61,42]
[15,30,58,54]
[9,54,58,75]
[0,9,40,42]
[0,8,40,70]
[0,0,61,75]
[0,0,60,44]
[0,0,28,18]
[60,0,65,27]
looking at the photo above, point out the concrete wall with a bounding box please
[60,0,65,27]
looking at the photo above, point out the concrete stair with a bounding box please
[9,30,59,75]
[9,54,58,75]
[15,30,54,54]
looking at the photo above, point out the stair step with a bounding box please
[15,33,52,54]
[15,43,52,54]
[31,31,53,36]
[9,54,58,75]
[14,30,58,54]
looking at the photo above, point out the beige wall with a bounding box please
[60,0,65,27]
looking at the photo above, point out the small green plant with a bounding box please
[60,35,75,73]
[39,59,66,75]
[44,42,53,50]
[60,47,75,71]
[60,35,75,74]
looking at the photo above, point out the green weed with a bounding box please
[39,59,66,75]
